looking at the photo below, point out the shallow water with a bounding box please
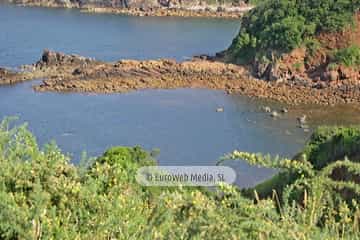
[1,4,359,187]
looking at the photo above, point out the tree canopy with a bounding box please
[229,0,360,63]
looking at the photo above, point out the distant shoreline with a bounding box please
[1,1,253,19]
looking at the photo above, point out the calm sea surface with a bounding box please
[1,4,359,187]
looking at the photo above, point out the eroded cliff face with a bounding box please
[4,0,250,12]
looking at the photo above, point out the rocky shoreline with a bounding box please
[80,6,250,18]
[2,0,252,18]
[2,50,360,106]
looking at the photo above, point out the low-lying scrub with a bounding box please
[334,45,360,67]
[235,126,360,198]
[0,118,359,239]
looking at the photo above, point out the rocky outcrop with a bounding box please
[38,49,95,66]
[4,50,360,105]
[0,49,98,85]
[2,0,253,18]
[248,47,360,105]
[0,67,17,85]
[240,12,360,104]
[31,50,251,93]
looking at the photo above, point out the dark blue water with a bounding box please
[1,79,309,186]
[2,4,356,187]
[0,4,239,67]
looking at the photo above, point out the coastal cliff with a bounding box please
[223,0,360,104]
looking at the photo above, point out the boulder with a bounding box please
[292,75,310,87]
[313,81,327,89]
[216,107,224,112]
[329,70,339,81]
[271,111,279,118]
[262,106,271,113]
[41,49,58,65]
[297,115,307,125]
[281,108,288,113]
[39,49,93,67]
[322,70,339,82]
[253,60,283,81]
[72,68,83,75]
[217,6,225,12]
[254,61,271,79]
[0,67,8,75]
[339,66,356,80]
[268,63,281,81]
[55,0,73,8]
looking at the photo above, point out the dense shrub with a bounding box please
[229,0,360,63]
[301,126,360,168]
[334,45,360,67]
[245,0,265,5]
[232,125,360,203]
[224,126,360,239]
[0,118,359,239]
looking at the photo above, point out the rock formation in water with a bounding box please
[4,49,360,106]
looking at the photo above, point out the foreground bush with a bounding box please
[0,118,359,239]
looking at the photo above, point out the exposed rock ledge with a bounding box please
[3,50,360,106]
[2,0,252,18]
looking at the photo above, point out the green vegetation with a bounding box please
[301,126,360,169]
[304,37,321,57]
[237,126,360,199]
[292,62,303,71]
[0,118,359,239]
[334,45,360,67]
[327,62,339,71]
[245,0,265,5]
[228,0,360,63]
